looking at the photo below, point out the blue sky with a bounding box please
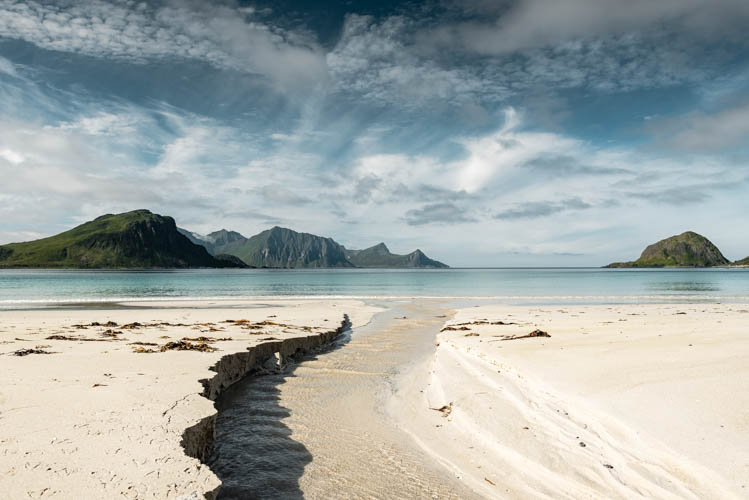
[1,0,749,266]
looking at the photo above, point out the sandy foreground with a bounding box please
[0,299,380,499]
[392,302,749,499]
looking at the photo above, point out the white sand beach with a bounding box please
[0,299,380,499]
[3,299,748,499]
[392,303,749,499]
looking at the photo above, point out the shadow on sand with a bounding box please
[206,335,351,500]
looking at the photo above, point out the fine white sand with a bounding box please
[0,299,379,499]
[392,303,749,499]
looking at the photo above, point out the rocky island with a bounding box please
[605,231,730,268]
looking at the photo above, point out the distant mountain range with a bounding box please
[0,210,244,268]
[0,209,448,269]
[605,231,740,268]
[8,211,743,270]
[179,226,449,269]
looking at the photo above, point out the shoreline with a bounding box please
[0,299,380,499]
[5,293,749,311]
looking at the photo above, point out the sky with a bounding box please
[1,0,749,267]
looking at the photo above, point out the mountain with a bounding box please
[605,231,730,268]
[177,228,247,255]
[179,226,449,268]
[344,242,448,268]
[0,210,246,268]
[220,226,353,268]
[734,256,749,266]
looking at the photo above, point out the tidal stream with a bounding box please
[206,299,480,499]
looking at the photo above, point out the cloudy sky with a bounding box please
[1,0,748,266]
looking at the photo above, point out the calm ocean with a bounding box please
[1,268,748,309]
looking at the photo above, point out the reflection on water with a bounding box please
[207,354,317,499]
[648,281,720,292]
[207,301,480,499]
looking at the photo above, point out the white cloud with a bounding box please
[328,14,502,106]
[0,55,17,76]
[0,148,23,164]
[438,0,749,54]
[0,0,326,90]
[648,101,749,151]
[56,112,137,137]
[326,10,723,108]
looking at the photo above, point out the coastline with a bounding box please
[391,302,748,498]
[0,299,380,499]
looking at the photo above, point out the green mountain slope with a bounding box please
[605,231,729,268]
[344,243,448,268]
[734,256,749,266]
[0,210,244,268]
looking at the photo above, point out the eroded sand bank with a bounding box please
[392,303,749,499]
[0,299,379,499]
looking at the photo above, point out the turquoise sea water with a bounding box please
[1,268,748,308]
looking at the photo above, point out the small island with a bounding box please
[605,231,730,268]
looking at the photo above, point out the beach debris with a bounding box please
[160,341,217,352]
[484,478,496,486]
[181,336,232,343]
[500,329,551,341]
[133,346,157,353]
[459,320,515,326]
[9,347,53,356]
[260,337,278,341]
[130,341,158,346]
[72,321,119,329]
[603,464,614,469]
[101,329,123,337]
[441,326,471,331]
[464,333,479,337]
[92,383,107,388]
[430,402,453,417]
[120,322,144,330]
[579,441,587,448]
[46,334,111,342]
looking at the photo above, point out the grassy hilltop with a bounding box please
[0,210,244,268]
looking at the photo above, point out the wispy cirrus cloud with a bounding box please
[495,198,592,220]
[646,99,749,152]
[0,0,326,90]
[404,202,477,226]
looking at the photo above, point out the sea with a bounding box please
[1,267,748,309]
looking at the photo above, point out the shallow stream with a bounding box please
[207,299,480,499]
